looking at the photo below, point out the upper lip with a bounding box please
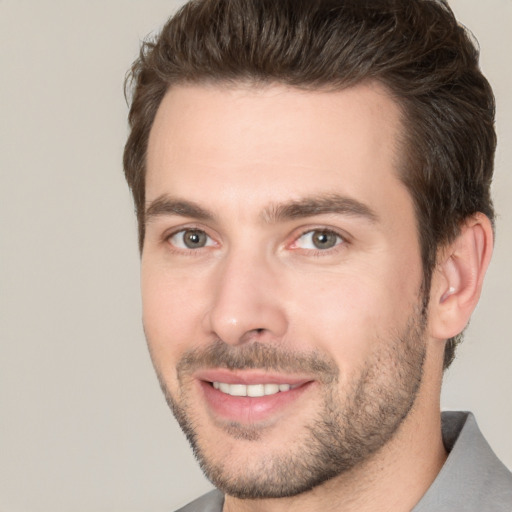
[194,368,313,386]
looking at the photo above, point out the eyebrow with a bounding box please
[145,195,213,223]
[261,194,379,224]
[144,193,378,225]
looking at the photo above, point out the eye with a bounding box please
[293,229,344,250]
[168,229,215,250]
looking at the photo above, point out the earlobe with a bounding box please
[429,213,494,340]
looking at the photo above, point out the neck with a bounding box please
[223,358,447,512]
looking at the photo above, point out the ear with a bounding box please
[428,213,494,340]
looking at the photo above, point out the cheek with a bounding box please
[284,263,420,369]
[141,264,208,373]
[286,275,379,362]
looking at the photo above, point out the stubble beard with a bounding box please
[152,308,427,499]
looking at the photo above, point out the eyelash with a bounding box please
[163,226,348,256]
[288,228,347,256]
[164,226,217,253]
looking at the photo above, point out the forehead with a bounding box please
[145,82,409,222]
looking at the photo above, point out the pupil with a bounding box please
[185,230,206,248]
[313,231,336,249]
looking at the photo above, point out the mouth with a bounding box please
[194,370,315,424]
[211,382,299,397]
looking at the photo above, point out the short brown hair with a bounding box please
[123,0,496,368]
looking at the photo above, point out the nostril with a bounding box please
[235,328,267,345]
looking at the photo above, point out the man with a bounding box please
[123,0,512,510]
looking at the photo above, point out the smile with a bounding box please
[199,375,314,423]
[212,382,297,397]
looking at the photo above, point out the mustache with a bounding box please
[176,340,339,384]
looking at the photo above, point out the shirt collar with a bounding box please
[412,411,512,511]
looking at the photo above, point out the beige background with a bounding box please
[1,1,510,511]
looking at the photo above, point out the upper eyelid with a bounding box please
[171,228,215,244]
[284,228,350,257]
[298,227,344,236]
[165,227,218,253]
[291,226,349,243]
[159,223,351,249]
[163,224,214,241]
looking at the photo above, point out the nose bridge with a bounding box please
[203,243,287,345]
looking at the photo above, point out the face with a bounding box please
[142,83,427,498]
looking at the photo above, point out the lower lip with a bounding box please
[199,380,313,424]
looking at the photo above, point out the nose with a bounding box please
[202,249,288,346]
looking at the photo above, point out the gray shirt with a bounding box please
[175,411,512,512]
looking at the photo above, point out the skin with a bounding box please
[141,82,492,512]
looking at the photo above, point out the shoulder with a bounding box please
[174,489,224,512]
[414,411,512,512]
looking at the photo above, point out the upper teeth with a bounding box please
[212,382,292,397]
